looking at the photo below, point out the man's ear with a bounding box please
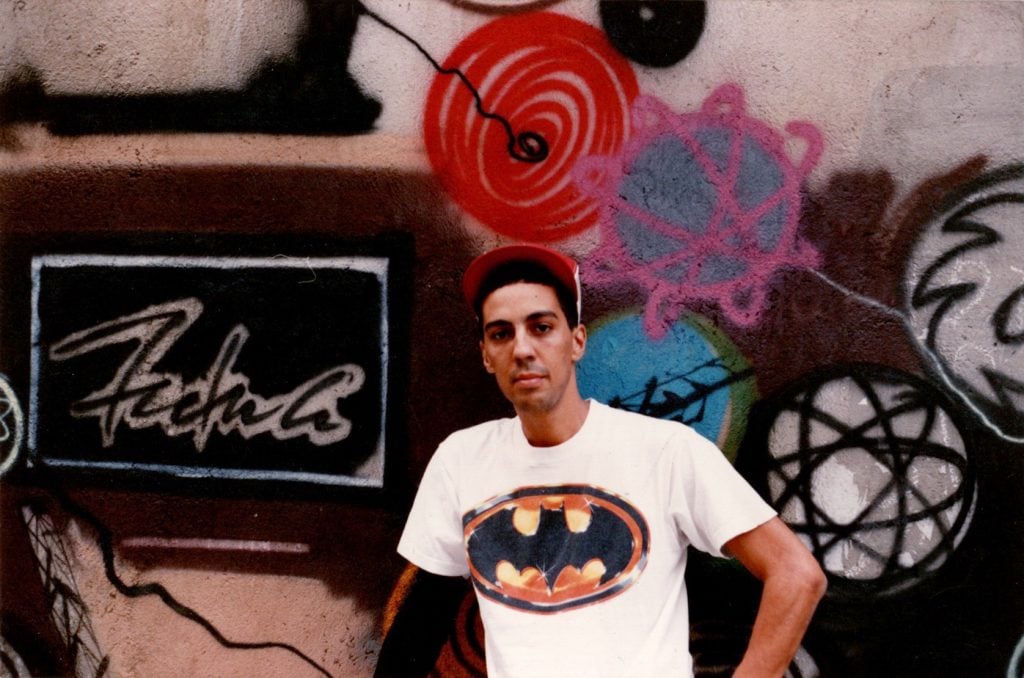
[480,340,496,374]
[571,323,587,363]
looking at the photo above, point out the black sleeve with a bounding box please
[374,569,470,678]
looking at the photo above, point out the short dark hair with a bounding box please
[473,260,580,329]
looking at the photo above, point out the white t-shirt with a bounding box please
[397,401,775,678]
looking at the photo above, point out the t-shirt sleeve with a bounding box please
[668,426,776,558]
[396,443,470,577]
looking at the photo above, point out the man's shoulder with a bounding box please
[440,415,518,449]
[591,402,717,460]
[592,400,692,435]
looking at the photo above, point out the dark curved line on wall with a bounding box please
[355,1,549,163]
[994,284,1024,345]
[931,163,1024,216]
[858,371,911,575]
[979,366,1024,416]
[911,196,1022,350]
[441,0,566,15]
[34,465,334,678]
[606,359,755,424]
[794,379,829,556]
[911,203,1007,309]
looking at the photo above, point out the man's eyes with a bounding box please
[486,321,556,341]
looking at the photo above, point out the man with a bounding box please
[377,244,826,677]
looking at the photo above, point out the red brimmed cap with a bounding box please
[462,244,581,319]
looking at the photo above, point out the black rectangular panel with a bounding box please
[28,251,402,492]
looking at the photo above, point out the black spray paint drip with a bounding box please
[31,465,335,678]
[357,2,549,164]
[607,357,755,425]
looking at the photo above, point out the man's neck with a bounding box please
[518,395,590,447]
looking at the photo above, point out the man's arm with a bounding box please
[724,517,827,677]
[375,568,469,678]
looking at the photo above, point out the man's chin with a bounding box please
[508,392,557,415]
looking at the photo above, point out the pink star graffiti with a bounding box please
[575,84,823,338]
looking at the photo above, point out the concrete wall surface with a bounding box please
[1,1,1023,676]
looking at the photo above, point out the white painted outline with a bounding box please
[1008,633,1024,678]
[809,268,1024,445]
[0,374,25,477]
[29,254,392,487]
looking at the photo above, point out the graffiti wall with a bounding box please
[2,0,1023,675]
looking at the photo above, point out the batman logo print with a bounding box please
[463,485,650,613]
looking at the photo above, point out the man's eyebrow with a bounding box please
[482,310,558,332]
[482,319,513,332]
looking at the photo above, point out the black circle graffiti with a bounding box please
[763,365,975,596]
[599,0,706,68]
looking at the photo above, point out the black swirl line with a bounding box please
[356,2,549,163]
[31,464,334,678]
[607,358,754,426]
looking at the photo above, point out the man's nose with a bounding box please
[512,329,535,360]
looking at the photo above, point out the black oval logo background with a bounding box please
[462,485,650,613]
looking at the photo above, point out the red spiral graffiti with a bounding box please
[424,12,638,242]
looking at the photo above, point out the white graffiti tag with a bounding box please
[49,298,365,452]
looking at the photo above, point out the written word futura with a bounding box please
[48,297,366,452]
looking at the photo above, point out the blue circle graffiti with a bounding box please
[577,312,755,459]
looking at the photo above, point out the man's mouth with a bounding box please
[513,371,546,386]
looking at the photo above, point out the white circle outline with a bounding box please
[0,375,25,477]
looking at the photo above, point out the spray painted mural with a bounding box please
[2,0,1024,676]
[1,0,380,134]
[421,11,639,241]
[29,250,403,489]
[905,164,1024,443]
[758,365,976,596]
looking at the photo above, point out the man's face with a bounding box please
[479,282,587,416]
